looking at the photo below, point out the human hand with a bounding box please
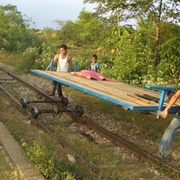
[161,109,168,118]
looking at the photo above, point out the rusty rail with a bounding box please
[1,65,180,177]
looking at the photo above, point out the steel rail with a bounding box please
[74,117,180,175]
[1,65,180,177]
[0,85,31,116]
[0,65,58,101]
[0,83,100,176]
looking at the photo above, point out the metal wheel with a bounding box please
[75,105,84,116]
[31,107,39,119]
[61,97,68,106]
[20,97,28,108]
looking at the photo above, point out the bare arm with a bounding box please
[45,63,51,71]
[97,68,100,74]
[161,90,180,118]
[68,56,74,71]
[45,54,59,71]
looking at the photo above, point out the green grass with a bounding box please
[0,146,18,180]
[1,57,179,179]
[1,82,178,179]
[0,50,22,67]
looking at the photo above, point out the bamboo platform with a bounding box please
[31,70,180,114]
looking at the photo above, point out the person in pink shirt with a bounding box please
[71,70,116,82]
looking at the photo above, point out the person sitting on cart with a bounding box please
[90,54,100,74]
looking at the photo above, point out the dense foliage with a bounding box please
[0,2,179,88]
[0,5,42,54]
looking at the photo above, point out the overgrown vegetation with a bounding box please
[1,84,179,179]
[21,139,77,179]
[0,2,179,86]
[0,146,17,179]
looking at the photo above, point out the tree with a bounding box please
[76,9,105,48]
[156,22,180,86]
[84,0,179,68]
[83,0,179,85]
[0,5,25,51]
[57,20,83,46]
[130,0,180,67]
[0,4,41,53]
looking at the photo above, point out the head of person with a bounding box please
[58,44,67,55]
[92,54,97,63]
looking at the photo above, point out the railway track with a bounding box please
[0,65,180,178]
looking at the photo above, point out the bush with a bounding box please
[16,47,41,73]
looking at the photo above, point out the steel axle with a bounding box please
[20,97,68,108]
[31,105,84,119]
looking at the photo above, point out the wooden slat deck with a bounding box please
[31,70,180,113]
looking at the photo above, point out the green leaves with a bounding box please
[0,4,42,53]
[1,2,179,86]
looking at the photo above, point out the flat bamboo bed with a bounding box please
[31,70,180,114]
